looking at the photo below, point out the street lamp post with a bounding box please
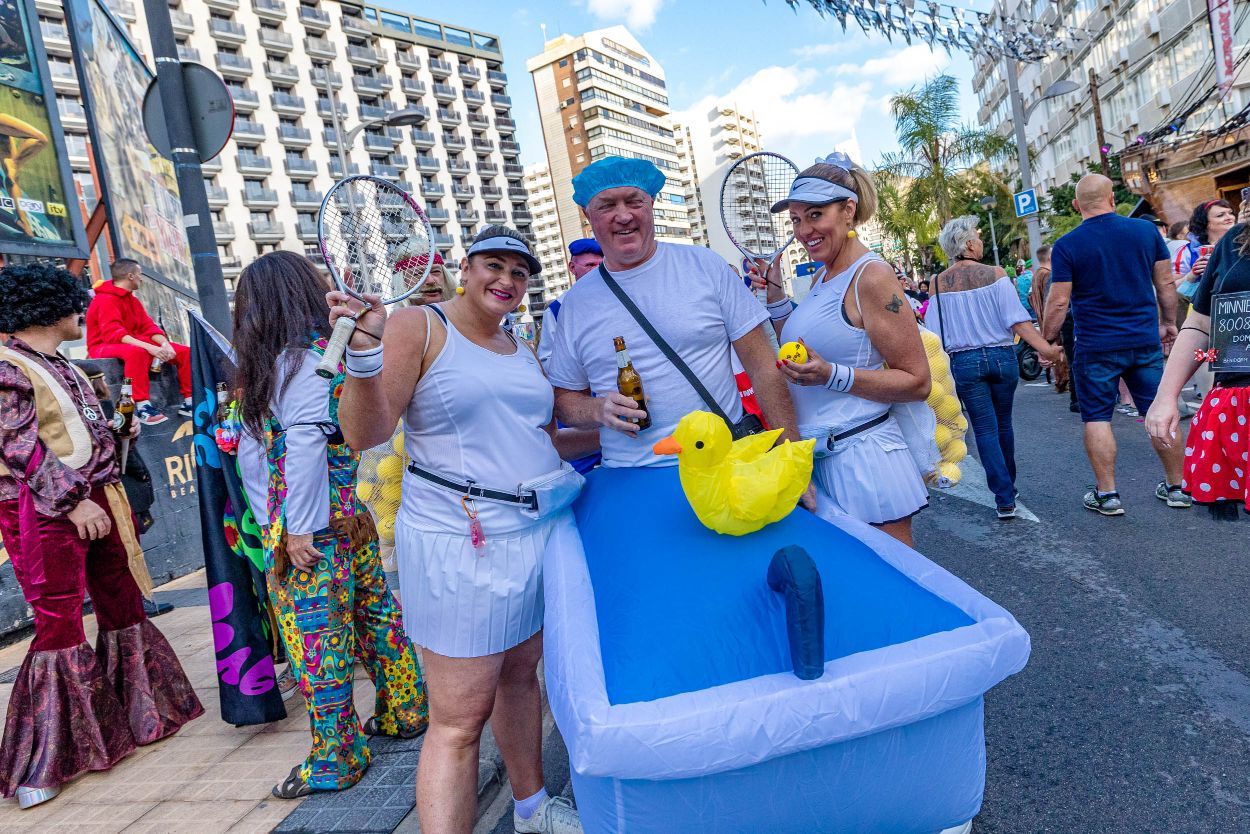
[979,195,1001,267]
[321,73,426,178]
[1003,57,1081,264]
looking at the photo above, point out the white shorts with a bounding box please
[394,517,554,658]
[811,418,929,526]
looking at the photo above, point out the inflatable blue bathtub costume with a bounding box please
[543,467,1030,833]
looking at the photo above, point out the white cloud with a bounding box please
[676,64,874,167]
[835,44,951,87]
[583,0,665,30]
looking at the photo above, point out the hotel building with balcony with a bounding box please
[38,0,530,287]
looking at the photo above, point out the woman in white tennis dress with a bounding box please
[330,227,591,834]
[752,154,932,547]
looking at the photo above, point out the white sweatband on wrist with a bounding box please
[345,345,384,378]
[824,362,855,393]
[766,297,795,321]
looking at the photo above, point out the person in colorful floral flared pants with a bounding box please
[230,252,427,799]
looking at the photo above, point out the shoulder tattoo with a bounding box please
[885,294,904,314]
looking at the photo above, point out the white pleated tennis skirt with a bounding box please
[811,418,929,527]
[394,516,554,658]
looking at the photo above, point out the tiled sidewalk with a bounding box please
[0,569,349,833]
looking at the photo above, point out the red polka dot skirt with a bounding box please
[1183,386,1250,514]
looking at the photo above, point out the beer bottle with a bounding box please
[115,377,136,436]
[150,355,162,374]
[614,336,651,430]
[215,381,230,424]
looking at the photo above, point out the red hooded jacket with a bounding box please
[86,281,164,353]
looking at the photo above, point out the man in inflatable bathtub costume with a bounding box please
[541,156,1032,834]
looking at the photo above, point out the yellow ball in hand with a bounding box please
[778,341,808,364]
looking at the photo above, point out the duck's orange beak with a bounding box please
[652,436,682,456]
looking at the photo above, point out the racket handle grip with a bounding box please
[316,315,357,379]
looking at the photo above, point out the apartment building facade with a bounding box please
[526,26,696,252]
[40,0,530,287]
[521,161,570,316]
[972,0,1249,198]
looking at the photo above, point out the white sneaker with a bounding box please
[514,795,583,834]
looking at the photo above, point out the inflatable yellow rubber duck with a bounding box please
[652,411,816,536]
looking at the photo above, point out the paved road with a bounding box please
[479,382,1250,833]
[922,382,1250,832]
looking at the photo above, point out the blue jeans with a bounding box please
[1071,345,1164,423]
[949,346,1019,509]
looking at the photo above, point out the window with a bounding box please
[562,78,571,87]
[412,18,441,40]
[576,154,585,163]
[568,116,579,127]
[380,11,410,33]
[444,26,472,48]
[559,59,568,68]
[473,34,499,52]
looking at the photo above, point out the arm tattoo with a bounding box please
[885,294,904,314]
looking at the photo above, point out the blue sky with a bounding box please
[398,0,982,170]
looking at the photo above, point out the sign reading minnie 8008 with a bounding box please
[1211,291,1250,372]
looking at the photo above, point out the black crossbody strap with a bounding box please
[597,264,732,424]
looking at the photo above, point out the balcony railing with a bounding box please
[487,70,508,87]
[171,9,194,32]
[271,92,306,111]
[466,113,490,128]
[215,54,253,76]
[508,186,528,200]
[237,153,272,173]
[496,117,516,130]
[346,45,383,65]
[452,184,475,198]
[309,67,341,87]
[359,103,393,121]
[242,186,278,204]
[229,88,260,110]
[290,188,324,206]
[485,210,507,223]
[429,59,452,77]
[448,160,471,174]
[248,220,285,240]
[340,14,372,37]
[265,61,298,82]
[415,156,440,172]
[412,130,436,147]
[437,109,461,124]
[458,64,481,81]
[500,140,521,155]
[213,221,235,239]
[305,37,336,59]
[420,182,445,197]
[481,186,503,199]
[491,94,512,108]
[285,158,318,176]
[370,162,400,178]
[433,84,457,101]
[258,30,293,51]
[298,6,330,28]
[205,185,229,204]
[279,125,312,144]
[297,219,318,239]
[442,133,466,149]
[396,51,421,69]
[427,207,450,221]
[464,90,485,104]
[476,163,499,176]
[457,209,479,223]
[177,46,201,62]
[317,100,348,118]
[472,138,494,152]
[232,119,265,141]
[364,134,395,152]
[208,19,245,40]
[433,233,455,247]
[252,0,284,19]
[401,79,427,97]
[353,75,391,95]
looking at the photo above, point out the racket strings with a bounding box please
[721,154,797,259]
[320,179,433,302]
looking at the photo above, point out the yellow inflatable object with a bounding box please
[652,411,815,536]
[778,341,808,364]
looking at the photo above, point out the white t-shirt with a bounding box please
[546,242,768,468]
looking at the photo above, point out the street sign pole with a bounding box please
[141,0,231,336]
[986,210,1000,267]
[1005,56,1042,263]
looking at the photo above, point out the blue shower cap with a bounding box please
[572,156,666,207]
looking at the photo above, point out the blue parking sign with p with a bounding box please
[1014,189,1038,217]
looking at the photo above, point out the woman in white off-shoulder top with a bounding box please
[930,217,1062,519]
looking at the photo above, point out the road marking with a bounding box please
[942,455,1040,522]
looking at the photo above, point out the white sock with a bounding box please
[514,787,548,820]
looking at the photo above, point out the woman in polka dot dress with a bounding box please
[1146,220,1250,519]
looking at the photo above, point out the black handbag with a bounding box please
[598,264,765,440]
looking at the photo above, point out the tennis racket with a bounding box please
[719,151,799,293]
[315,175,435,379]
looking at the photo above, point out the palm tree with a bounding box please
[874,173,938,276]
[877,74,1012,226]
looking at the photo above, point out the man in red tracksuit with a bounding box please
[86,259,192,425]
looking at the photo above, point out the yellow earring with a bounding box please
[847,229,857,240]
[455,286,465,295]
[517,303,527,313]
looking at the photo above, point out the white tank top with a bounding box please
[780,252,891,436]
[399,306,561,535]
